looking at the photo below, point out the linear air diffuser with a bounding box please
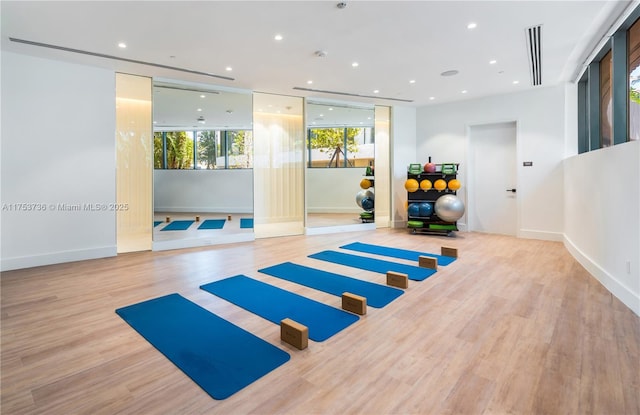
[525,25,542,86]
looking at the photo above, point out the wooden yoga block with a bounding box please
[195,215,200,222]
[280,318,308,350]
[342,292,367,315]
[165,216,170,223]
[418,255,438,269]
[441,246,458,258]
[386,271,409,289]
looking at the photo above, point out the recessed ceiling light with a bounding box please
[200,94,206,98]
[429,97,435,100]
[197,108,202,112]
[440,70,459,77]
[489,60,497,64]
[467,22,477,29]
[307,80,313,84]
[328,107,333,111]
[352,62,359,67]
[274,34,283,41]
[373,90,379,94]
[118,42,127,48]
[461,90,468,94]
[409,79,416,84]
[225,66,233,71]
[513,80,520,84]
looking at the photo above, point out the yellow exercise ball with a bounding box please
[404,178,419,192]
[360,178,372,189]
[434,179,447,191]
[420,179,432,191]
[448,179,461,191]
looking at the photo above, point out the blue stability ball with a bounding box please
[408,203,420,217]
[361,197,374,211]
[356,189,375,208]
[419,202,433,217]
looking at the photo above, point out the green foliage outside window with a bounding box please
[153,133,163,168]
[197,130,219,169]
[154,130,253,169]
[309,128,361,167]
[165,131,193,169]
[227,130,253,168]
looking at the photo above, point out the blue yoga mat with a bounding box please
[161,220,194,231]
[200,275,359,341]
[240,218,254,228]
[309,250,436,281]
[340,242,456,266]
[154,221,163,227]
[259,262,403,308]
[198,219,226,230]
[115,293,290,400]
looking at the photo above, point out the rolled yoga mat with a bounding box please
[258,262,403,308]
[200,275,359,341]
[115,293,290,400]
[340,241,456,266]
[308,250,437,281]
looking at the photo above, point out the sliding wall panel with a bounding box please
[253,93,304,238]
[115,73,153,252]
[374,106,391,228]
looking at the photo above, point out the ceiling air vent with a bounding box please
[525,25,542,86]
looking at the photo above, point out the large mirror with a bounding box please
[305,100,376,233]
[151,79,254,249]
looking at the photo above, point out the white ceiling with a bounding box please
[1,0,635,127]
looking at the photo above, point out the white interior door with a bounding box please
[469,122,517,236]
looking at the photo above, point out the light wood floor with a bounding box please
[2,230,638,414]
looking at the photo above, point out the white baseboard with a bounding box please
[152,234,255,251]
[1,246,117,272]
[564,234,640,317]
[305,222,376,235]
[519,229,564,242]
[154,207,253,214]
[306,207,362,214]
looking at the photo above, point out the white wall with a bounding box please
[153,169,253,213]
[306,168,365,213]
[564,141,640,315]
[391,106,417,228]
[416,86,566,240]
[1,52,117,271]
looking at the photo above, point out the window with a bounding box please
[154,129,253,169]
[600,50,613,147]
[577,6,640,151]
[226,130,253,169]
[196,130,223,169]
[307,127,374,167]
[630,17,640,141]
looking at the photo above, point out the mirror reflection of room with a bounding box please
[305,101,375,229]
[152,80,254,249]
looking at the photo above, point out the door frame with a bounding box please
[465,119,521,236]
